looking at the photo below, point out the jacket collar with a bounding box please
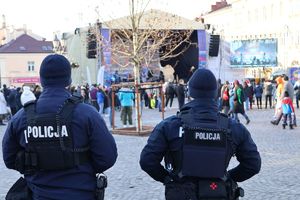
[180,98,218,113]
[39,87,71,99]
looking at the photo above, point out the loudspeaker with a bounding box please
[86,30,97,59]
[209,35,220,57]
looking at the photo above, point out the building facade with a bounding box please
[203,0,300,80]
[0,34,53,87]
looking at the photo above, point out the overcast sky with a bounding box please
[0,0,215,40]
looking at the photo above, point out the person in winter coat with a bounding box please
[281,91,295,129]
[221,81,230,115]
[264,80,273,109]
[247,81,254,109]
[7,87,19,116]
[96,86,105,115]
[118,87,134,127]
[2,54,117,200]
[176,79,185,110]
[165,81,176,109]
[103,88,111,117]
[282,75,294,102]
[2,84,10,103]
[294,79,300,109]
[149,94,156,109]
[80,86,91,104]
[271,76,284,125]
[228,82,235,117]
[89,84,99,111]
[0,90,7,125]
[253,82,263,109]
[15,87,22,111]
[33,85,42,100]
[233,80,250,124]
[243,81,251,111]
[20,86,36,106]
[140,69,260,200]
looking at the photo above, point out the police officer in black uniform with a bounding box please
[140,68,261,200]
[2,54,118,200]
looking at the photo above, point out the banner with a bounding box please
[197,30,207,68]
[289,67,300,84]
[12,77,40,84]
[230,39,278,68]
[100,28,112,86]
[101,29,111,68]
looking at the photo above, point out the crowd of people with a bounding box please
[1,72,299,131]
[0,84,40,125]
[66,77,189,128]
[218,75,299,129]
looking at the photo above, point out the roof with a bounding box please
[205,0,231,14]
[0,34,54,53]
[103,9,204,30]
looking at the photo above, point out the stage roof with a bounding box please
[102,9,205,30]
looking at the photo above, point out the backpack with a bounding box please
[222,87,229,101]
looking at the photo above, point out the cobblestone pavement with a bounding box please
[1,102,300,200]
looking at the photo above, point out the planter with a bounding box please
[111,125,153,136]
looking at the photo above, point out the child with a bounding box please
[149,94,156,109]
[281,91,295,129]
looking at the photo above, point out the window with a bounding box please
[19,46,26,51]
[28,61,35,71]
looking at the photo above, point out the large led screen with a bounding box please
[230,39,278,67]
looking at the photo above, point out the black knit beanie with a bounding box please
[39,54,72,87]
[188,68,217,99]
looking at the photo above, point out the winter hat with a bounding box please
[21,86,36,106]
[39,54,72,87]
[188,68,217,99]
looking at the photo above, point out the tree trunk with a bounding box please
[133,27,142,132]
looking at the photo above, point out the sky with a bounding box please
[0,0,215,40]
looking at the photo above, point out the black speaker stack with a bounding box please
[209,35,220,57]
[86,30,97,59]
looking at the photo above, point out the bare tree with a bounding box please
[89,0,199,132]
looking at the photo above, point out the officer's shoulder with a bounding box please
[228,117,244,129]
[8,108,26,127]
[68,94,83,103]
[69,95,97,114]
[228,118,251,139]
[23,100,36,108]
[75,102,98,113]
[155,115,181,130]
[163,115,180,123]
